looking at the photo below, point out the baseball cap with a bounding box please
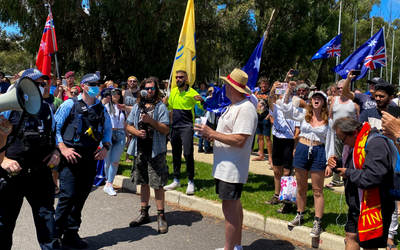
[81,73,101,85]
[21,68,50,80]
[367,77,388,85]
[312,91,327,101]
[65,71,75,78]
[298,83,310,90]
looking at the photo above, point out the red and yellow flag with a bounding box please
[353,122,383,242]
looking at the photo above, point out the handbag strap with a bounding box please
[283,117,295,137]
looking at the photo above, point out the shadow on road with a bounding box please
[244,238,296,249]
[83,210,203,249]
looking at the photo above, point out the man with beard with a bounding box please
[123,76,139,114]
[296,83,310,102]
[54,71,81,101]
[163,70,203,195]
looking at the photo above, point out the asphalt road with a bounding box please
[12,186,312,250]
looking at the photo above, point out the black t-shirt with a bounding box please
[43,96,56,114]
[254,90,270,121]
[137,106,155,154]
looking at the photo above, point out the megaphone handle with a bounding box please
[0,111,26,153]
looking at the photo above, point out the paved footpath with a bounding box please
[13,187,312,250]
[176,143,345,193]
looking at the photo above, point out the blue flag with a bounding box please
[242,35,264,91]
[203,86,231,115]
[204,36,264,113]
[332,28,386,81]
[310,34,342,61]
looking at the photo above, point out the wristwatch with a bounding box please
[104,145,110,151]
[396,137,400,145]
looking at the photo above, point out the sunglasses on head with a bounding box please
[145,87,155,91]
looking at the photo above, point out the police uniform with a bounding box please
[0,104,60,250]
[54,74,111,246]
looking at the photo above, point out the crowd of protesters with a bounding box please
[0,66,400,250]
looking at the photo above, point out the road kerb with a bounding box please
[117,175,345,250]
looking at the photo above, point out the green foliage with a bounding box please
[0,0,398,91]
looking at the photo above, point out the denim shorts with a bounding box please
[255,118,271,137]
[293,142,326,171]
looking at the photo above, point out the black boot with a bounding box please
[157,214,168,234]
[129,206,151,227]
[62,231,88,249]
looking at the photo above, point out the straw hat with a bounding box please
[220,68,251,95]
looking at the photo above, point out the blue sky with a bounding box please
[2,1,399,34]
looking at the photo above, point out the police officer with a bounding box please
[54,73,111,249]
[0,69,61,250]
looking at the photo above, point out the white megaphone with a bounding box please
[0,77,43,115]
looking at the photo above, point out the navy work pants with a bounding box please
[55,146,97,236]
[0,168,60,250]
[171,126,195,181]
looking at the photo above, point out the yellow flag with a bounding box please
[171,0,196,88]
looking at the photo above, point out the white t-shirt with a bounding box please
[106,103,125,129]
[269,103,300,139]
[213,99,258,184]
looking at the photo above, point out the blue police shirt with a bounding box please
[54,94,112,145]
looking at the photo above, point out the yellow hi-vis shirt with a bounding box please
[168,85,203,127]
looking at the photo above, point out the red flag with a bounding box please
[36,13,58,77]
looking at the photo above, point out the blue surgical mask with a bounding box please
[87,86,100,97]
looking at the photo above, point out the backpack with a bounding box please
[366,133,400,200]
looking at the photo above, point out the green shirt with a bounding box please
[168,85,203,127]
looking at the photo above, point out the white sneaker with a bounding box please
[107,186,117,196]
[215,246,242,250]
[164,181,181,191]
[103,185,108,194]
[186,182,195,195]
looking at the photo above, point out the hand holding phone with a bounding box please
[290,70,300,76]
[275,82,288,95]
[352,70,361,76]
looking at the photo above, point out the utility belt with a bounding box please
[21,130,55,152]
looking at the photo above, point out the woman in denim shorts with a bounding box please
[277,81,334,238]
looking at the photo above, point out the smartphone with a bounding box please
[275,82,288,95]
[352,70,361,76]
[62,79,67,86]
[387,106,400,118]
[290,70,300,76]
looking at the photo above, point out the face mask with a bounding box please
[87,86,100,97]
[39,86,45,95]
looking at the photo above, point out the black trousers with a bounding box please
[0,168,60,250]
[55,146,97,236]
[171,126,195,181]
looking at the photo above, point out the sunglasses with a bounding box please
[145,87,155,91]
[111,90,121,95]
[71,91,79,95]
[336,134,348,144]
[338,87,343,89]
[129,80,137,83]
[175,76,185,79]
[36,82,47,87]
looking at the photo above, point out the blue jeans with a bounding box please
[198,121,213,150]
[105,130,126,183]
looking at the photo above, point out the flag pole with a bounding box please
[383,26,388,82]
[352,6,356,90]
[335,0,342,84]
[390,29,394,84]
[368,17,374,81]
[167,44,180,97]
[47,4,60,79]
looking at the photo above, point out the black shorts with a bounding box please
[345,205,394,249]
[215,179,244,201]
[272,136,295,170]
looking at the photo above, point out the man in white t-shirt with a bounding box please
[195,69,257,250]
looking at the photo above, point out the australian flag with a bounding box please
[332,28,386,81]
[204,35,264,114]
[310,34,341,61]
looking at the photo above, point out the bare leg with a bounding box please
[265,135,273,163]
[310,170,325,218]
[295,167,309,212]
[254,135,265,160]
[222,199,242,250]
[345,232,360,250]
[273,165,284,195]
[141,184,150,207]
[154,188,165,210]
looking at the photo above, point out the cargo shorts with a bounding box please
[131,152,169,189]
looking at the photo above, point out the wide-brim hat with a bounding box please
[220,68,251,95]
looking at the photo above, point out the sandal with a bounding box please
[252,157,265,161]
[387,243,396,250]
[325,181,343,188]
